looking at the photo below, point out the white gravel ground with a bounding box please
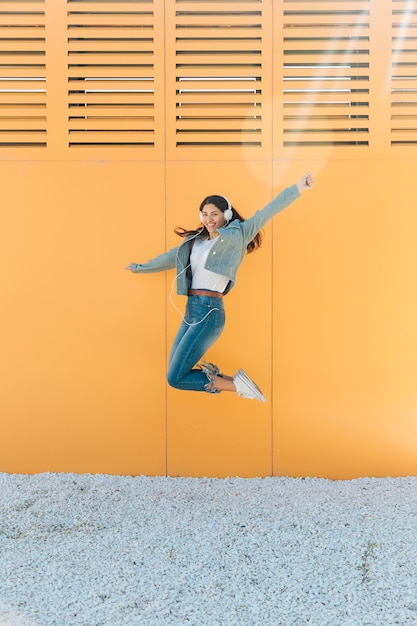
[1,473,417,626]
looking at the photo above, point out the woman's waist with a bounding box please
[188,288,223,299]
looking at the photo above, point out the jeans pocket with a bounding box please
[195,295,213,309]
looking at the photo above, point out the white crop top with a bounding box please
[190,238,229,293]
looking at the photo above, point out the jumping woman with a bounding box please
[125,172,314,402]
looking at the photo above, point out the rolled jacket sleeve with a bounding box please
[241,184,300,243]
[130,246,178,273]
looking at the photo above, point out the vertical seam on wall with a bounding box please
[163,0,168,477]
[270,0,275,477]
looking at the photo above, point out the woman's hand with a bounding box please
[297,172,314,193]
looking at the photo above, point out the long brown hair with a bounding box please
[174,195,263,254]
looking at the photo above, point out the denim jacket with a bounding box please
[130,184,300,295]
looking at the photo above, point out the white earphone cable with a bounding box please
[169,229,221,327]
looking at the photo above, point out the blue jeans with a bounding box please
[167,294,226,392]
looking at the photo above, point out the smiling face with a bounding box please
[200,203,225,238]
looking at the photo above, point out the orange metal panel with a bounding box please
[272,159,417,479]
[0,161,167,475]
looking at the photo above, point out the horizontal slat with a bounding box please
[391,128,417,137]
[176,78,260,89]
[175,27,262,38]
[0,1,45,9]
[284,17,369,24]
[283,50,369,60]
[177,62,263,75]
[0,17,45,28]
[176,16,263,28]
[390,93,417,104]
[284,70,369,80]
[283,82,369,93]
[283,118,369,131]
[0,78,45,89]
[283,140,369,148]
[0,66,46,77]
[283,24,370,36]
[175,133,263,145]
[68,53,154,66]
[0,119,46,130]
[68,15,154,28]
[68,27,153,38]
[0,92,45,103]
[283,88,369,99]
[68,93,154,105]
[176,93,262,106]
[283,100,369,109]
[284,61,369,68]
[283,92,369,104]
[175,51,262,63]
[66,1,150,9]
[175,126,260,136]
[176,67,262,83]
[175,142,262,148]
[0,104,46,115]
[68,40,154,52]
[391,103,417,112]
[176,117,261,130]
[69,78,154,90]
[176,39,262,53]
[391,52,417,66]
[174,1,263,8]
[176,109,261,123]
[0,129,46,140]
[282,1,370,10]
[68,143,155,150]
[68,128,155,136]
[391,79,417,89]
[391,121,417,131]
[391,142,417,147]
[68,65,154,78]
[69,117,154,130]
[283,40,369,52]
[177,29,261,40]
[68,130,154,141]
[281,124,370,145]
[392,29,417,38]
[68,103,154,113]
[0,33,45,42]
[0,55,45,66]
[176,99,261,107]
[177,114,261,122]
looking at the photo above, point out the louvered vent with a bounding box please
[173,0,266,148]
[391,0,417,146]
[0,1,46,147]
[281,0,370,147]
[67,0,157,148]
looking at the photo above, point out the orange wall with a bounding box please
[1,1,417,478]
[2,157,417,479]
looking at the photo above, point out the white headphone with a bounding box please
[200,196,233,224]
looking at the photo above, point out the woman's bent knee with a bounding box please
[167,371,181,389]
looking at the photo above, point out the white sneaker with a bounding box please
[233,369,266,402]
